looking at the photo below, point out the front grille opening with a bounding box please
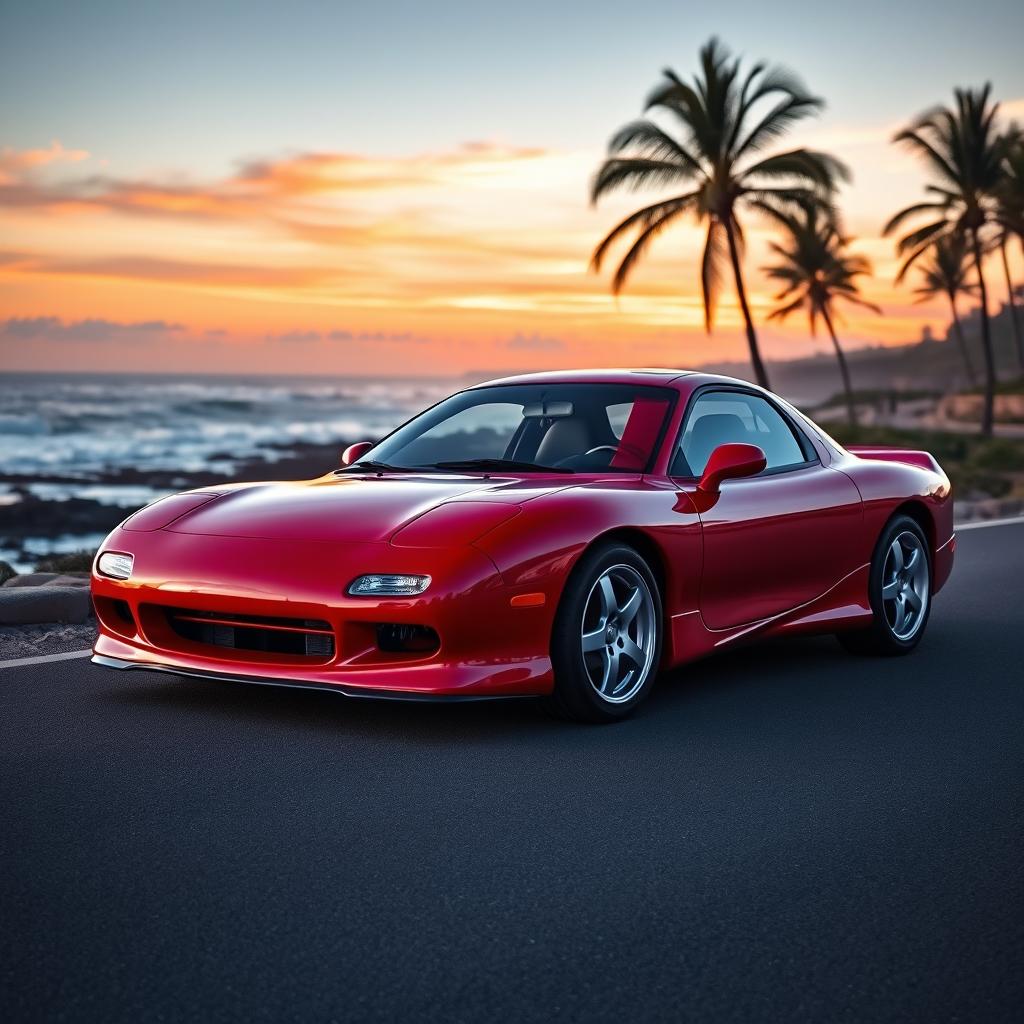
[95,596,137,637]
[165,608,335,659]
[376,623,440,654]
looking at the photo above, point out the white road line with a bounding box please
[955,515,1024,532]
[0,649,93,669]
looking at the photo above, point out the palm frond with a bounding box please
[741,148,849,188]
[590,194,698,272]
[604,201,693,294]
[590,158,695,203]
[766,294,807,322]
[735,94,823,157]
[894,219,952,256]
[589,193,700,274]
[607,120,705,175]
[882,202,948,236]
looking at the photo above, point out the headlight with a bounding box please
[97,552,134,580]
[347,574,431,597]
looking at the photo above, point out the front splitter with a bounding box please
[91,653,526,703]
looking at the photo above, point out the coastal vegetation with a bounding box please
[591,41,1023,436]
[907,234,979,386]
[590,37,846,390]
[763,204,879,425]
[886,85,1019,436]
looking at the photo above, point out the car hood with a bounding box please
[162,473,552,542]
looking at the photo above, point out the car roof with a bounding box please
[471,368,693,388]
[470,368,765,393]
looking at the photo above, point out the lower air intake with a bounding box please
[163,608,335,659]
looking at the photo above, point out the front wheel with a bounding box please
[838,514,932,656]
[543,543,662,723]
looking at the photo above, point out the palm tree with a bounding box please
[907,234,979,387]
[590,37,847,390]
[763,205,880,425]
[994,132,1024,370]
[884,86,1015,436]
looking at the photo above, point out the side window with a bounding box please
[674,391,809,476]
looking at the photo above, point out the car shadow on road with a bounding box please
[97,632,856,744]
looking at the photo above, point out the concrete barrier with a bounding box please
[0,587,92,625]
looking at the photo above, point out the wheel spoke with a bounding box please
[881,579,900,601]
[598,575,617,619]
[599,649,620,694]
[620,636,644,668]
[904,547,920,572]
[582,627,606,653]
[618,587,643,627]
[892,595,908,634]
[905,586,923,612]
[888,539,904,574]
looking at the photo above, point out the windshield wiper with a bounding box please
[340,460,410,473]
[426,458,574,474]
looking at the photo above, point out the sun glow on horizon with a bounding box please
[1,115,1021,377]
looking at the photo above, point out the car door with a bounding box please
[671,388,863,630]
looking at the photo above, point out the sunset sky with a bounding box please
[1,0,1023,377]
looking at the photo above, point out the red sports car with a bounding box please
[92,370,954,721]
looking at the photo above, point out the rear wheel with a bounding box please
[544,543,662,723]
[838,514,931,656]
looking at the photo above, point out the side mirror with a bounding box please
[341,441,374,467]
[698,443,766,494]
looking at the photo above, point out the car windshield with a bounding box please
[356,383,677,473]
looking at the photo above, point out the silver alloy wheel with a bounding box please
[881,530,930,641]
[580,564,657,704]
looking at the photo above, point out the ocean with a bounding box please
[0,372,452,570]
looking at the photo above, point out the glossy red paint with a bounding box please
[92,370,955,699]
[696,442,766,497]
[341,440,374,466]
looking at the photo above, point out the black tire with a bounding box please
[542,542,663,723]
[838,514,932,656]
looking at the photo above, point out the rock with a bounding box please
[3,573,90,589]
[4,573,62,588]
[0,587,92,625]
[51,575,91,588]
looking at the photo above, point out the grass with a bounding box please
[812,388,941,411]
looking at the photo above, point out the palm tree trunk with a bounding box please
[970,229,996,437]
[723,217,770,390]
[947,296,977,387]
[820,307,857,427]
[999,238,1024,371]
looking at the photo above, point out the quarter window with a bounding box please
[673,391,809,476]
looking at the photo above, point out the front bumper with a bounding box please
[91,530,556,697]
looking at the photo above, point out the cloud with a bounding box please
[265,329,322,343]
[502,331,567,351]
[327,328,422,343]
[0,142,557,221]
[264,327,428,344]
[0,250,342,289]
[0,141,89,185]
[0,316,183,342]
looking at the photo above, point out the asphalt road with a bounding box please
[2,523,1023,1023]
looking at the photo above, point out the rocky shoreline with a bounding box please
[0,439,350,568]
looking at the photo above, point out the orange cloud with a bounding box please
[0,140,89,180]
[2,132,991,376]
